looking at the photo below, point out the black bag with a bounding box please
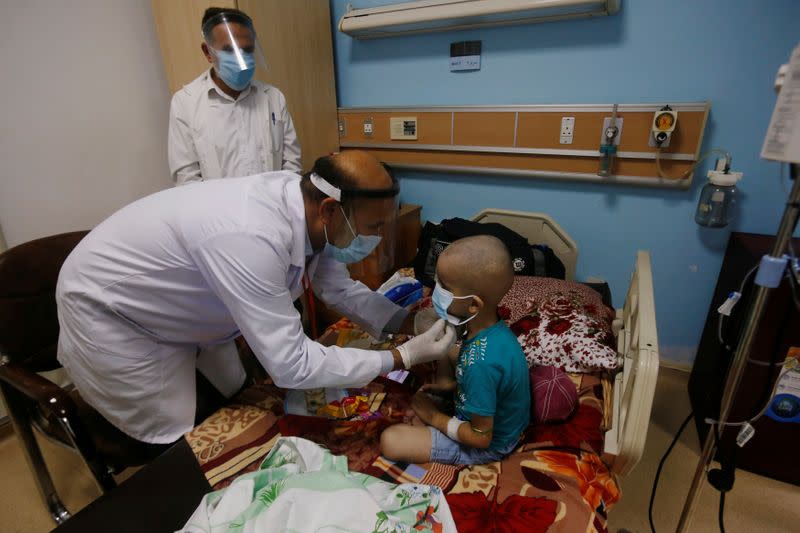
[413,217,566,287]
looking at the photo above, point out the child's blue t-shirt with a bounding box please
[455,321,531,450]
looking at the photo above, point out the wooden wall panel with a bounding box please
[241,0,339,170]
[615,111,706,153]
[516,111,706,154]
[453,112,516,147]
[339,112,451,145]
[339,104,710,185]
[151,0,237,94]
[516,112,580,150]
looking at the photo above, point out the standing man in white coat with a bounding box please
[56,151,454,450]
[168,7,302,184]
[167,7,303,398]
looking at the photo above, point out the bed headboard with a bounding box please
[471,209,579,280]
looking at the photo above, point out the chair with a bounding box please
[0,231,170,524]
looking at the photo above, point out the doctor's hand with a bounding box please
[393,319,456,370]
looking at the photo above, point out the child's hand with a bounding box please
[411,391,440,425]
[420,377,456,393]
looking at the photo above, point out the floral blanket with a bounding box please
[180,437,456,532]
[186,321,619,532]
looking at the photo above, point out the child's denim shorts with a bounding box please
[428,426,520,465]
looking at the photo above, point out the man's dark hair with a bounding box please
[202,7,253,39]
[301,155,398,206]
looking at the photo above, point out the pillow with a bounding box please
[500,277,618,373]
[530,366,578,423]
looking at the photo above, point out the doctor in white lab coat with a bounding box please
[167,7,302,185]
[55,151,454,445]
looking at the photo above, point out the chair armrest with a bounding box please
[0,361,103,454]
[0,362,78,420]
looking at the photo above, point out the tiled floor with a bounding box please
[608,368,798,533]
[0,424,135,533]
[0,368,797,532]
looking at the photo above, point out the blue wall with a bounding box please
[330,0,800,364]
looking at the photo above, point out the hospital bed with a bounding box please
[471,209,660,477]
[185,208,660,530]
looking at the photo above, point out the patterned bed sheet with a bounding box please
[186,319,620,532]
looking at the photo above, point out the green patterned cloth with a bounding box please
[179,437,455,533]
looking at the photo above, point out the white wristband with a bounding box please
[446,417,463,442]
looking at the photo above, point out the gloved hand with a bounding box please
[396,319,456,369]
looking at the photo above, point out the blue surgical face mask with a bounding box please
[215,50,255,91]
[324,207,382,264]
[432,281,477,326]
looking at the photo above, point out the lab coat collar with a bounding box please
[304,230,314,259]
[286,179,314,268]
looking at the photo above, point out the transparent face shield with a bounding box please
[202,12,267,91]
[343,195,399,277]
[310,172,399,287]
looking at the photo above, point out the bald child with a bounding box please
[380,235,531,465]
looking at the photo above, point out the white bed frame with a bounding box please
[472,209,660,477]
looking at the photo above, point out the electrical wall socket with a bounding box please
[560,117,575,144]
[363,118,373,137]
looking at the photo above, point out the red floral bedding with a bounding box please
[185,334,619,532]
[501,276,619,372]
[185,275,621,532]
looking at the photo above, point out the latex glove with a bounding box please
[396,319,456,369]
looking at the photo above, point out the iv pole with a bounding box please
[676,64,800,531]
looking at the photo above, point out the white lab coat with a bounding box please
[168,70,302,184]
[56,173,402,443]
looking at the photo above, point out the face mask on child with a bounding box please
[432,281,478,326]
